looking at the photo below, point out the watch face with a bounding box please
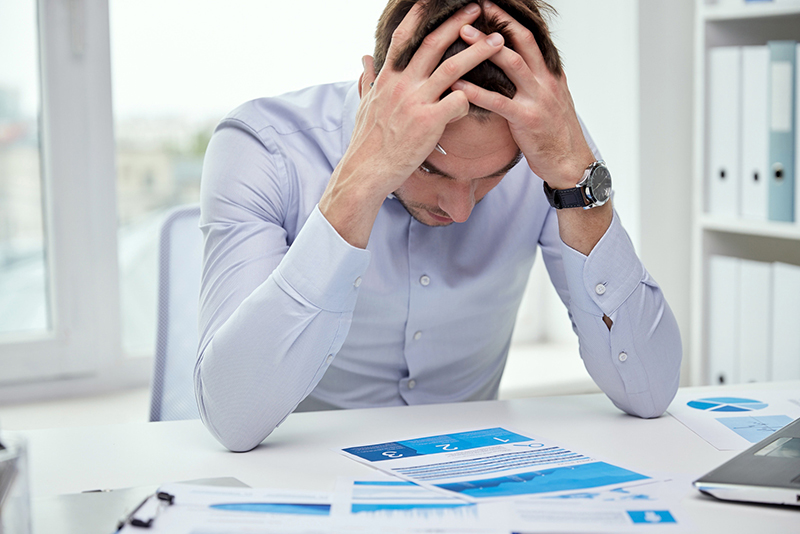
[588,164,612,204]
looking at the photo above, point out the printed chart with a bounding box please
[668,389,800,450]
[340,427,649,501]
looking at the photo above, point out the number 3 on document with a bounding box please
[382,451,404,458]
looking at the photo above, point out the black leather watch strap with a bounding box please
[543,181,587,209]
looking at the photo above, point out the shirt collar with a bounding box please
[341,81,360,155]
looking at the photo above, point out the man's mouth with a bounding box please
[427,210,453,223]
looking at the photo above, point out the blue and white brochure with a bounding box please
[340,427,650,502]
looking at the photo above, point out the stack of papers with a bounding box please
[119,427,690,533]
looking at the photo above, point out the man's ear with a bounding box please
[358,71,364,98]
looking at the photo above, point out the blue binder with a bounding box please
[767,41,796,222]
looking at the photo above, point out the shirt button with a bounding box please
[413,331,422,341]
[408,379,417,390]
[595,283,606,295]
[420,275,431,287]
[618,352,628,362]
[326,354,334,364]
[354,277,362,288]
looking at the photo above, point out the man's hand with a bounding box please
[319,2,504,249]
[454,0,611,255]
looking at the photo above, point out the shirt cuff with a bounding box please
[560,210,644,316]
[276,205,371,312]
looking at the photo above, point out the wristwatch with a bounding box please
[543,160,612,210]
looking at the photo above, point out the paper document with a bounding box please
[668,389,800,450]
[339,427,650,501]
[117,483,506,534]
[338,476,688,533]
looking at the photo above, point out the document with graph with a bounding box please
[339,427,650,502]
[668,389,800,450]
[335,475,688,532]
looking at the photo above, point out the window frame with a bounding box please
[0,0,150,398]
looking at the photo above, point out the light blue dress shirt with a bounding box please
[196,81,681,452]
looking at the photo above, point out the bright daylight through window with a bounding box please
[0,0,49,337]
[109,0,382,356]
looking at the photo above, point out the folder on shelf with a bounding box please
[771,262,800,381]
[708,255,740,385]
[738,259,772,383]
[709,47,742,218]
[767,41,796,222]
[740,46,770,221]
[796,42,800,224]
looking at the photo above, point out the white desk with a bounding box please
[19,383,800,532]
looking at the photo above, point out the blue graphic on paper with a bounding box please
[716,415,793,443]
[210,503,330,515]
[627,510,676,524]
[687,397,768,412]
[547,485,656,502]
[351,503,472,513]
[435,461,648,498]
[344,428,530,462]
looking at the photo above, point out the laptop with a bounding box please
[694,417,800,507]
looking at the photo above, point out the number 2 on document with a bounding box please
[436,444,459,451]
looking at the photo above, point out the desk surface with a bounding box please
[19,382,800,532]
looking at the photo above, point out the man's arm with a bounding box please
[196,3,507,451]
[455,0,681,415]
[319,2,503,248]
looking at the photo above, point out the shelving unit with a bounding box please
[691,1,800,384]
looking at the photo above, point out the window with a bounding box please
[0,0,48,337]
[109,0,384,357]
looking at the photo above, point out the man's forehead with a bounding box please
[437,113,517,160]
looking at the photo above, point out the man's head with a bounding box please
[374,0,561,116]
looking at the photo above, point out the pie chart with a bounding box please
[686,397,768,412]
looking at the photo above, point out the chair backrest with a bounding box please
[149,204,203,421]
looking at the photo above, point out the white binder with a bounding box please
[771,262,800,381]
[709,47,742,218]
[738,259,772,383]
[708,255,740,385]
[740,46,769,221]
[796,43,800,224]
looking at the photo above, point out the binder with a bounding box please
[738,259,772,383]
[796,42,800,224]
[771,262,800,381]
[740,46,770,221]
[709,47,741,218]
[708,255,740,385]
[767,41,796,222]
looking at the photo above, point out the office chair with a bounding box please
[149,204,203,421]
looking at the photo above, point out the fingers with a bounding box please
[423,31,505,100]
[451,78,518,120]
[479,0,549,77]
[458,24,537,92]
[438,89,471,124]
[383,2,426,70]
[405,3,482,77]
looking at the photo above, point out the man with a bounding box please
[196,0,681,452]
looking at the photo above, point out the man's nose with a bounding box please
[439,181,476,223]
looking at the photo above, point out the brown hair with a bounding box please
[374,0,562,110]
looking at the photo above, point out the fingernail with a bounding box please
[362,57,366,69]
[487,33,503,46]
[462,25,479,38]
[452,80,466,91]
[465,3,479,14]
